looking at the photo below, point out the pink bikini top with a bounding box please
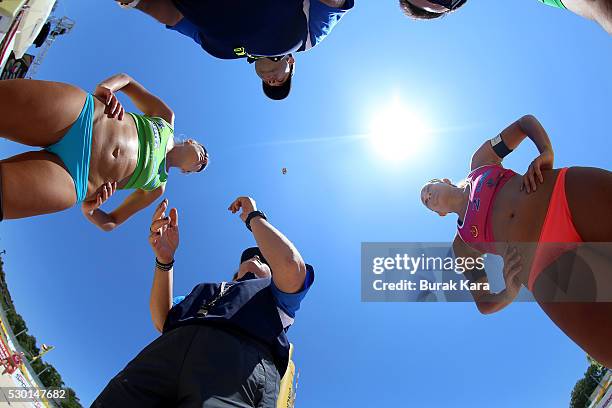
[457,165,517,254]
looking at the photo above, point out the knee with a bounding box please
[594,0,612,31]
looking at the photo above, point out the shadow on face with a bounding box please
[234,255,272,281]
[420,179,456,216]
[254,56,294,86]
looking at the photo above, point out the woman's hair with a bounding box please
[427,178,468,189]
[398,0,467,20]
[196,142,208,173]
[175,136,209,173]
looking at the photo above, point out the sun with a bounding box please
[368,98,429,162]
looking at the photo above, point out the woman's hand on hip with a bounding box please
[521,149,554,193]
[149,199,179,264]
[228,196,257,223]
[82,182,117,215]
[94,85,125,120]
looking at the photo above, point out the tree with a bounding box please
[0,255,82,407]
[570,358,607,408]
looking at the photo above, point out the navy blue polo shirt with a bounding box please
[168,0,355,59]
[164,265,314,375]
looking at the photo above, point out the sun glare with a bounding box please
[368,98,429,162]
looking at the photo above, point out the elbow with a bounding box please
[475,301,497,315]
[101,214,121,232]
[100,224,116,232]
[152,321,163,333]
[279,257,307,293]
[150,312,166,333]
[519,114,539,128]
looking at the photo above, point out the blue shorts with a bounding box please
[45,94,94,202]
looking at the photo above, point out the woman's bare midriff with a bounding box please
[86,99,140,200]
[488,169,562,285]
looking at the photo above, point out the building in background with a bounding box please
[588,370,612,408]
[0,0,73,79]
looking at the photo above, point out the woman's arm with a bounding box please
[471,115,554,192]
[148,199,179,332]
[228,197,307,294]
[471,115,553,167]
[453,236,521,315]
[95,73,175,126]
[82,183,165,232]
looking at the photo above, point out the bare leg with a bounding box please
[0,80,87,147]
[566,167,612,241]
[539,302,612,368]
[118,0,183,26]
[535,166,612,369]
[0,151,76,219]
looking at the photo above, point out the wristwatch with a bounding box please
[245,210,267,231]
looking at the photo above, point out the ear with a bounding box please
[287,55,295,65]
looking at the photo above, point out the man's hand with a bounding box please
[82,182,117,215]
[149,199,179,264]
[228,196,257,223]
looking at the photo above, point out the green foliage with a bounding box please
[0,255,82,408]
[570,359,607,408]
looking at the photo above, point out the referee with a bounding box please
[115,0,355,100]
[92,196,314,407]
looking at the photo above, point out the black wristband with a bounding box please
[155,257,175,271]
[490,134,513,158]
[245,211,267,231]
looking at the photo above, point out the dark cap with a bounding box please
[262,63,294,101]
[240,247,269,266]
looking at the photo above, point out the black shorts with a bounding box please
[91,325,280,408]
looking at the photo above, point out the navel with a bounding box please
[112,148,120,158]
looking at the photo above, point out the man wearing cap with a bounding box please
[92,196,314,407]
[399,0,612,34]
[116,0,355,100]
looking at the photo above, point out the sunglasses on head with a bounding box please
[196,145,209,173]
[427,0,466,10]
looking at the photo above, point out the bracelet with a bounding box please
[155,257,174,271]
[245,211,267,231]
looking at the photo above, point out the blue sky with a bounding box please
[1,0,611,406]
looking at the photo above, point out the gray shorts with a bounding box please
[92,325,280,408]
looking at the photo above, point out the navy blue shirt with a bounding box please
[164,265,315,375]
[169,0,355,59]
